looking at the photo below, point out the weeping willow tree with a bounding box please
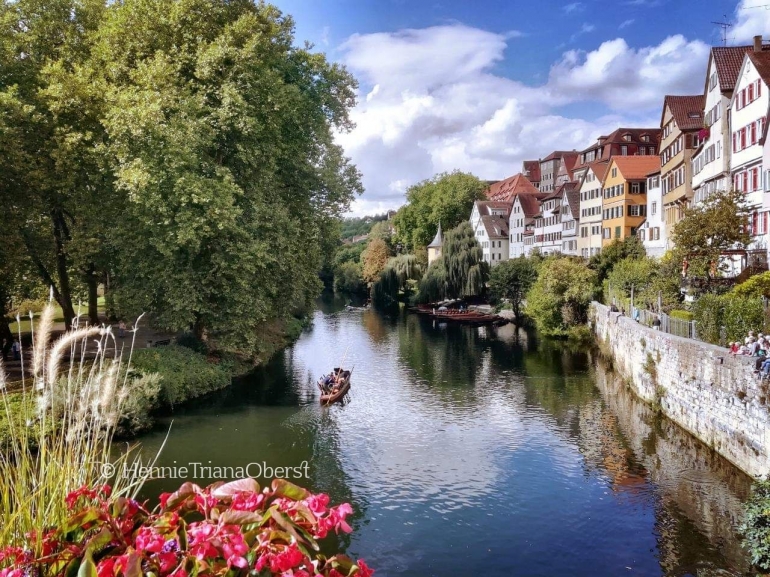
[372,254,424,307]
[417,222,488,303]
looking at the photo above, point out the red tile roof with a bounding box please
[557,182,580,217]
[748,50,770,87]
[663,95,705,131]
[486,173,539,202]
[712,46,754,92]
[589,161,609,182]
[474,200,512,218]
[541,150,577,162]
[522,160,541,183]
[481,214,509,239]
[514,193,549,218]
[610,156,661,182]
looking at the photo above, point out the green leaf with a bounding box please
[77,550,97,577]
[271,479,309,501]
[212,478,260,499]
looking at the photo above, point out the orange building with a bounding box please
[601,156,661,246]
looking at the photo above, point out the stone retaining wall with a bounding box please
[591,302,770,477]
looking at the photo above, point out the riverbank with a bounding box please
[591,301,770,477]
[0,314,309,445]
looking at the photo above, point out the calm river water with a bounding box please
[135,296,754,576]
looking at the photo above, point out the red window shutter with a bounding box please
[752,122,758,145]
[750,84,755,102]
[744,171,750,191]
[734,132,738,151]
[742,127,747,148]
[759,81,763,97]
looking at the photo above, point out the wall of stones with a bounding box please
[591,302,770,477]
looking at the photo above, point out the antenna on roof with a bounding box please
[711,19,732,46]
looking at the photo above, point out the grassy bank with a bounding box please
[0,315,309,444]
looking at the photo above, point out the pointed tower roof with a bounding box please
[428,222,443,248]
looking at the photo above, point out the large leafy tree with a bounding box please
[95,0,361,350]
[361,238,392,284]
[588,236,646,283]
[526,257,598,336]
[393,171,487,251]
[488,257,539,319]
[671,188,751,275]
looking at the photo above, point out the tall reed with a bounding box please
[0,302,158,552]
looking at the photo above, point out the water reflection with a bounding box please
[129,302,752,576]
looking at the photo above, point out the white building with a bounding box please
[559,182,580,256]
[577,162,607,258]
[692,44,753,204]
[470,200,511,232]
[730,45,770,256]
[533,193,562,255]
[474,214,509,266]
[638,170,666,258]
[509,193,547,258]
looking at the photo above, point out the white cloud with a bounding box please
[336,25,709,216]
[619,19,635,29]
[563,2,584,13]
[570,22,596,42]
[547,35,710,109]
[732,0,770,44]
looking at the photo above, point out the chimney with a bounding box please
[754,35,763,52]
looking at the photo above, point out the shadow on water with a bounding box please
[128,299,754,577]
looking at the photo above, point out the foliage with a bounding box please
[392,171,487,251]
[371,254,423,307]
[671,189,752,275]
[589,237,646,283]
[130,346,233,408]
[488,257,539,319]
[741,478,770,571]
[692,293,767,345]
[669,310,694,321]
[0,303,152,556]
[0,0,362,351]
[3,478,372,577]
[605,256,658,302]
[416,258,447,304]
[691,294,724,345]
[733,271,770,298]
[333,262,366,295]
[176,333,209,355]
[368,221,393,245]
[526,258,598,336]
[339,214,388,240]
[361,238,392,284]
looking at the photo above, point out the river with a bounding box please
[134,296,753,577]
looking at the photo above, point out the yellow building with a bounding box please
[601,156,661,246]
[660,95,704,239]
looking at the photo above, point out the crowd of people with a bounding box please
[728,331,770,378]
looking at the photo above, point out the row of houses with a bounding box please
[429,36,770,273]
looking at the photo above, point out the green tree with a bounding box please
[416,222,488,302]
[526,258,598,336]
[671,188,751,276]
[371,254,423,307]
[96,0,361,351]
[333,262,366,295]
[488,257,538,319]
[361,238,392,284]
[732,270,770,298]
[589,236,646,283]
[393,171,486,251]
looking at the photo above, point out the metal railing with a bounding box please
[603,299,698,341]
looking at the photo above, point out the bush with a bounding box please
[176,332,208,354]
[669,310,693,321]
[334,261,366,295]
[733,270,770,298]
[692,294,724,345]
[741,478,770,571]
[131,345,233,407]
[692,293,767,345]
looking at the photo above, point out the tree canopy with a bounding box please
[0,0,362,353]
[393,171,487,252]
[488,257,539,318]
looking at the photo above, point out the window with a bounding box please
[612,167,618,178]
[651,202,657,215]
[621,145,628,156]
[641,135,650,142]
[615,226,621,238]
[709,72,717,91]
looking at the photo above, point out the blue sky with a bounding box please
[271,0,770,215]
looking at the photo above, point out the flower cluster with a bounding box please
[0,478,372,577]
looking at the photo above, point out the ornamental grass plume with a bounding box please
[0,301,157,556]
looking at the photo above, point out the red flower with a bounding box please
[231,492,265,512]
[304,494,330,515]
[269,544,305,573]
[357,559,374,577]
[134,527,165,554]
[96,558,117,577]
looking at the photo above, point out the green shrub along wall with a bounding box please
[692,294,767,345]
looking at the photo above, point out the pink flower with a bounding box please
[134,527,165,554]
[269,544,305,573]
[231,492,265,512]
[304,494,330,515]
[96,558,117,577]
[357,559,374,577]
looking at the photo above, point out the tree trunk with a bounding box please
[86,264,99,325]
[193,314,207,342]
[51,210,76,329]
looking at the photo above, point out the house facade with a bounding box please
[509,193,548,258]
[522,161,541,190]
[560,182,580,256]
[533,193,563,254]
[539,151,576,194]
[692,44,754,204]
[730,46,770,255]
[660,95,704,239]
[638,170,666,258]
[470,200,511,232]
[474,214,509,266]
[601,157,660,246]
[577,162,607,258]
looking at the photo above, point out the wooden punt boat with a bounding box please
[318,368,352,405]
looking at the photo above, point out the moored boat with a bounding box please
[318,367,352,405]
